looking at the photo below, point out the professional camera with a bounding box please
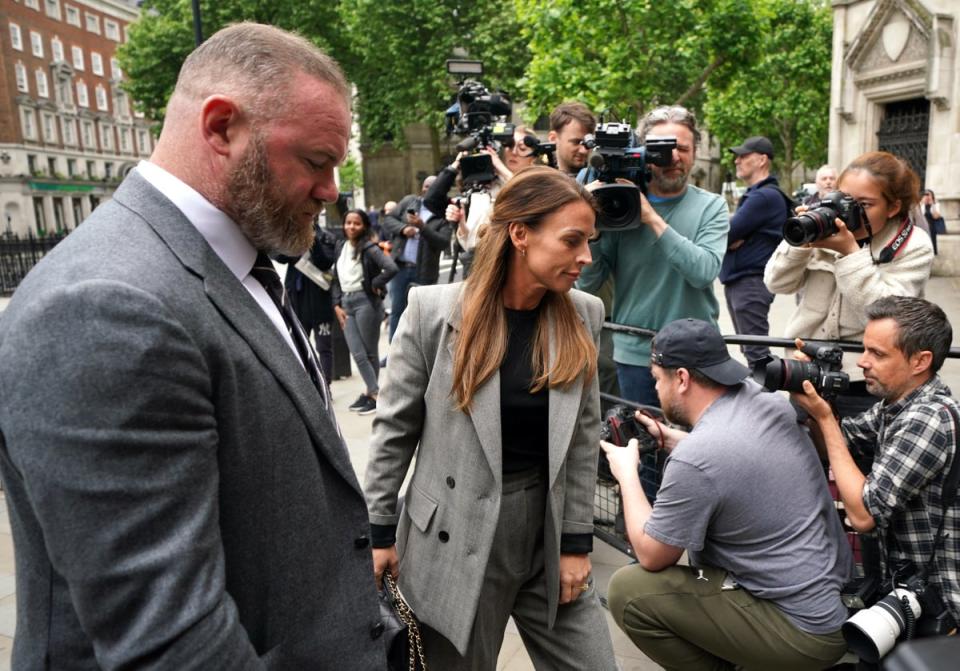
[843,561,956,663]
[783,190,867,246]
[751,341,849,399]
[583,122,677,231]
[597,405,660,482]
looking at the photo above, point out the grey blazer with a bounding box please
[0,173,385,670]
[364,282,603,655]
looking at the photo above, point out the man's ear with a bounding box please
[200,95,243,157]
[547,130,558,143]
[911,350,934,377]
[675,367,691,393]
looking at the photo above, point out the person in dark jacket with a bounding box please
[721,136,790,364]
[332,209,397,415]
[278,223,338,382]
[381,176,453,341]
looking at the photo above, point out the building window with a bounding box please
[65,5,80,27]
[86,160,95,179]
[30,31,44,58]
[51,36,64,62]
[42,113,57,143]
[28,154,38,175]
[71,45,84,71]
[25,0,40,10]
[53,197,65,231]
[14,62,28,93]
[100,124,112,150]
[85,12,99,34]
[82,120,94,148]
[104,162,113,179]
[22,109,37,140]
[76,80,88,107]
[47,156,57,175]
[67,158,76,176]
[56,75,73,108]
[114,89,130,118]
[138,129,149,154]
[72,197,83,223]
[45,0,61,21]
[91,51,103,76]
[9,23,23,51]
[104,20,120,42]
[119,127,130,152]
[34,197,46,234]
[35,69,49,98]
[110,57,121,80]
[62,118,76,145]
[95,84,108,111]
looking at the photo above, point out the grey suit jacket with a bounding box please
[0,173,385,670]
[364,282,603,654]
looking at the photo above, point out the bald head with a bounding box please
[815,165,837,197]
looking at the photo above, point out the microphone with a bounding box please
[589,152,606,171]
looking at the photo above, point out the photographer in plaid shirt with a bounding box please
[793,296,959,624]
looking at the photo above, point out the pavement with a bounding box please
[2,273,960,669]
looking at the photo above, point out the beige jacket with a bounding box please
[764,218,934,374]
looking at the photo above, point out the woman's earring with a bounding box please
[520,247,526,257]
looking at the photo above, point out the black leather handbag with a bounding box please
[380,573,427,671]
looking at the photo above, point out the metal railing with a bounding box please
[0,231,68,296]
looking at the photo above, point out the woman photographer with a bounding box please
[331,209,396,415]
[364,166,616,669]
[764,151,934,416]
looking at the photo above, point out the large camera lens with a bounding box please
[593,183,641,232]
[752,358,821,393]
[783,207,839,246]
[843,589,922,663]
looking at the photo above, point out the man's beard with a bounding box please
[650,163,690,195]
[225,133,316,256]
[660,396,690,428]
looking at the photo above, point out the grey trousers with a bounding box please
[420,469,617,670]
[608,564,846,671]
[723,274,775,365]
[341,291,383,395]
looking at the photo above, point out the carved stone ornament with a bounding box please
[883,12,911,62]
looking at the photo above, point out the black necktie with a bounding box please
[249,252,329,408]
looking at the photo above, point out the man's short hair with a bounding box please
[866,296,953,372]
[660,366,726,390]
[173,22,349,120]
[549,102,596,134]
[639,105,701,147]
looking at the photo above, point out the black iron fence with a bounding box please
[0,231,68,296]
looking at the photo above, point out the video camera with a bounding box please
[751,341,849,400]
[582,121,676,232]
[784,191,867,246]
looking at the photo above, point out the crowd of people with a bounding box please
[0,20,956,671]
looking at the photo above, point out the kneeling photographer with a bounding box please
[602,318,853,671]
[792,296,960,664]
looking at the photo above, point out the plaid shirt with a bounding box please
[842,376,960,621]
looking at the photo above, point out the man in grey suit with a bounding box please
[0,23,384,670]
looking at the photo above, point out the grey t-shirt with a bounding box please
[645,379,853,633]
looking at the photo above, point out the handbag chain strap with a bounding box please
[384,573,428,671]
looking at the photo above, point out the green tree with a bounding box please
[703,0,833,191]
[514,0,761,123]
[337,155,363,195]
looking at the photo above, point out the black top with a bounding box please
[501,306,550,474]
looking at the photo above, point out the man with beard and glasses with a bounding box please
[601,318,853,671]
[0,23,385,670]
[578,105,728,408]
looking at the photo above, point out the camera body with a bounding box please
[783,190,868,246]
[751,341,849,399]
[597,405,659,482]
[584,124,677,232]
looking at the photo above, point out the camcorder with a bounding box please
[783,190,868,246]
[751,341,849,399]
[597,404,660,482]
[583,122,676,232]
[842,560,957,663]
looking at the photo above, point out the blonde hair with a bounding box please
[452,166,598,412]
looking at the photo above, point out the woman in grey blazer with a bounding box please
[365,167,617,669]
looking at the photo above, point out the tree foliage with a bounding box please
[514,0,761,124]
[703,0,833,191]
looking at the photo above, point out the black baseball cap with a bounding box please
[729,136,774,159]
[650,319,749,386]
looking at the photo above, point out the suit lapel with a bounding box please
[112,174,363,494]
[547,304,585,489]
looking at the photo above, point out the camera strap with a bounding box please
[877,215,914,264]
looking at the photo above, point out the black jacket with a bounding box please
[277,226,337,327]
[330,239,398,306]
[382,175,454,286]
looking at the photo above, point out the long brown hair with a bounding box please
[452,166,598,412]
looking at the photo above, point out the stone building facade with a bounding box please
[0,0,147,237]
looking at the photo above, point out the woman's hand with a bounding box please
[334,305,347,330]
[558,553,592,604]
[372,545,399,589]
[635,412,688,453]
[809,218,859,256]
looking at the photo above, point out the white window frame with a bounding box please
[61,117,76,146]
[51,36,64,62]
[45,0,61,21]
[75,80,88,107]
[9,23,23,51]
[90,51,103,76]
[110,57,121,80]
[95,84,108,111]
[137,129,149,154]
[82,120,94,149]
[35,69,49,98]
[85,12,99,35]
[65,5,80,27]
[71,45,84,71]
[30,31,44,58]
[14,62,28,93]
[104,19,119,42]
[21,108,37,140]
[100,123,113,150]
[25,0,40,10]
[42,112,57,143]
